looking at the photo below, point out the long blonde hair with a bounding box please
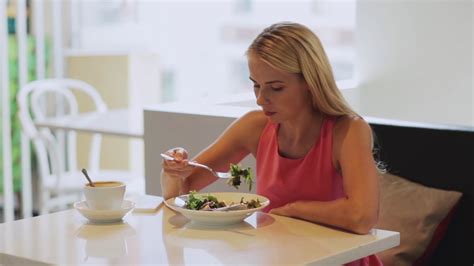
[247,22,356,117]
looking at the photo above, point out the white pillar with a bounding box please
[34,0,46,80]
[17,0,33,219]
[52,0,67,174]
[0,0,15,222]
[52,0,64,78]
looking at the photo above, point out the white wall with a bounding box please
[356,0,473,127]
[144,104,256,196]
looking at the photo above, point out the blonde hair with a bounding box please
[247,22,356,117]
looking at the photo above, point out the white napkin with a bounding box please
[130,195,164,213]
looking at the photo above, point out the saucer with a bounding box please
[74,200,135,223]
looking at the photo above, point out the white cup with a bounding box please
[84,181,126,210]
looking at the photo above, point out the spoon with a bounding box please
[81,168,95,187]
[160,153,231,179]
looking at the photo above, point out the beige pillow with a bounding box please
[376,173,462,266]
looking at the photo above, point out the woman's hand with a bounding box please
[161,147,196,199]
[162,147,195,180]
[269,203,294,217]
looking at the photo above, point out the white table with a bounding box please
[0,195,399,265]
[35,108,143,138]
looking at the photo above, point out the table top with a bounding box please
[35,108,143,138]
[0,196,399,265]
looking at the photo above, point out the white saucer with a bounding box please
[74,200,135,223]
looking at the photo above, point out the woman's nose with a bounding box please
[255,90,268,106]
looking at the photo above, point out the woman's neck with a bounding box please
[278,110,324,154]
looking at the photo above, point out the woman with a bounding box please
[161,22,381,265]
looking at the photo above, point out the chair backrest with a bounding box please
[17,78,107,192]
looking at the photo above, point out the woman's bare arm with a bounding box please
[161,110,267,199]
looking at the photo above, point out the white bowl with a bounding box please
[164,192,270,225]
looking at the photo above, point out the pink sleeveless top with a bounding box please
[256,117,382,266]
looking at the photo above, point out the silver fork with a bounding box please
[160,153,231,179]
[212,203,247,211]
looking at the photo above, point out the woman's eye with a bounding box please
[271,87,283,91]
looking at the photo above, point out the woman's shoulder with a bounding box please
[232,110,269,139]
[334,114,369,127]
[232,110,269,154]
[333,115,372,140]
[332,115,373,166]
[237,110,268,129]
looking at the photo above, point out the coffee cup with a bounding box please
[84,181,126,210]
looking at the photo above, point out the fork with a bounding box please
[160,153,231,179]
[212,203,247,211]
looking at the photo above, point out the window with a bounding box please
[70,0,356,102]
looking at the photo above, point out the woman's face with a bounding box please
[248,55,312,123]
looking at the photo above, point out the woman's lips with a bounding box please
[264,111,276,116]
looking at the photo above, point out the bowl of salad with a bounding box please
[164,191,270,225]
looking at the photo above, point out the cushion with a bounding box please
[376,173,462,266]
[412,202,459,265]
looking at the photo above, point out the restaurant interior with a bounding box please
[0,0,472,265]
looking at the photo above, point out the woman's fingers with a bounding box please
[162,147,189,167]
[171,147,188,162]
[163,157,189,168]
[164,169,190,179]
[163,159,189,170]
[163,166,194,179]
[162,148,194,180]
[269,203,294,217]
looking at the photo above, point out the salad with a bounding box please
[228,164,253,191]
[184,191,261,211]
